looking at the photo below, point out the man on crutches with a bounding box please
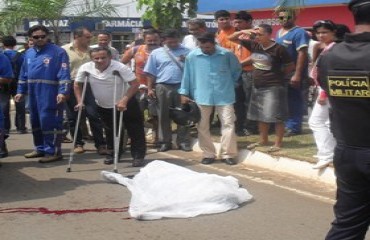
[75,46,146,169]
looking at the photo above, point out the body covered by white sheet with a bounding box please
[101,160,253,220]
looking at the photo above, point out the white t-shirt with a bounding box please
[182,35,199,50]
[76,60,136,108]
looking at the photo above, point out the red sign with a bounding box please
[246,5,355,35]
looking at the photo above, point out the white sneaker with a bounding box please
[312,159,333,169]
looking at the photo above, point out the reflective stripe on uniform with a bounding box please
[27,79,71,85]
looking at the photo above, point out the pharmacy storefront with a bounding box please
[21,17,218,53]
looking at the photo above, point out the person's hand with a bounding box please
[290,74,301,88]
[74,102,85,111]
[181,95,191,104]
[116,97,128,112]
[317,96,327,105]
[57,94,67,104]
[147,89,156,99]
[14,94,24,103]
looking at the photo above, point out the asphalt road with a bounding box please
[1,131,369,240]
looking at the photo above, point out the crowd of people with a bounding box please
[0,7,354,169]
[0,0,370,238]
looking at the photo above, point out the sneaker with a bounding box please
[38,155,63,163]
[97,145,108,155]
[24,151,45,158]
[17,129,28,134]
[73,145,85,154]
[284,129,301,137]
[63,136,73,143]
[104,155,114,165]
[132,158,145,167]
[312,159,333,169]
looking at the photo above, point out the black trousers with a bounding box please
[65,84,106,149]
[97,97,146,159]
[325,145,370,240]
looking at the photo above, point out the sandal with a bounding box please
[247,142,260,150]
[267,146,281,153]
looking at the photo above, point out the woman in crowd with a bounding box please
[229,24,294,152]
[309,20,350,169]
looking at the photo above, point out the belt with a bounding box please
[157,82,181,85]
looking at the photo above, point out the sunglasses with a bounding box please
[313,20,336,29]
[278,16,291,20]
[32,35,47,40]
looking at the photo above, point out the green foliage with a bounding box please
[0,0,119,42]
[275,0,306,15]
[137,0,197,30]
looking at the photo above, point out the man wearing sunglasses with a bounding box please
[15,25,71,163]
[276,9,310,137]
[318,1,370,239]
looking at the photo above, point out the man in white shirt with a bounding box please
[182,18,207,50]
[75,47,146,167]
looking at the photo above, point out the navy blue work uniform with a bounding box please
[276,26,310,134]
[0,53,13,130]
[318,32,370,240]
[18,43,71,156]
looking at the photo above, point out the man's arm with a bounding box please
[116,79,139,111]
[178,57,192,104]
[240,56,253,67]
[146,74,156,98]
[121,47,134,64]
[0,54,13,84]
[56,49,72,104]
[291,47,308,88]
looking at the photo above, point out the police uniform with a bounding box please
[318,2,370,238]
[18,43,71,157]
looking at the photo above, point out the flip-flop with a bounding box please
[267,146,281,153]
[247,142,260,150]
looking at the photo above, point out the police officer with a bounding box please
[15,25,71,163]
[317,1,370,239]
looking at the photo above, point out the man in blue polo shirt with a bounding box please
[145,29,191,152]
[275,9,310,136]
[179,32,242,165]
[0,52,13,160]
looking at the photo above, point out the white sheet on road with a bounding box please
[101,160,253,220]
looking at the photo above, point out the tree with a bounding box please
[0,0,119,43]
[275,0,306,14]
[137,0,197,30]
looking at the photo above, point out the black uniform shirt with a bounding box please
[318,32,370,147]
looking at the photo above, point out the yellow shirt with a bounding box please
[62,43,91,80]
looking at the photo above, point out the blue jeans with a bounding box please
[0,92,10,132]
[0,92,26,133]
[285,85,304,133]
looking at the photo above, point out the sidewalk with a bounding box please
[191,138,336,186]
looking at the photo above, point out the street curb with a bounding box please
[191,139,336,186]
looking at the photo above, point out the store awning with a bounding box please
[197,0,350,13]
